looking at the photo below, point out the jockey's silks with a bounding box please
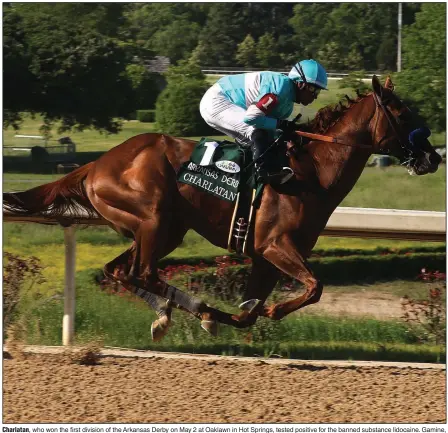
[217,72,296,130]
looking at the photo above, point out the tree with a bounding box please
[235,35,257,68]
[150,20,201,63]
[155,61,213,136]
[317,42,345,70]
[393,3,446,131]
[196,4,246,66]
[289,3,419,71]
[125,64,166,110]
[188,41,209,66]
[124,4,208,63]
[289,3,338,60]
[256,33,280,68]
[3,4,135,135]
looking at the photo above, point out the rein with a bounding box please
[294,92,404,152]
[293,130,372,149]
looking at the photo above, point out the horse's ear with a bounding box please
[372,75,383,98]
[384,76,395,91]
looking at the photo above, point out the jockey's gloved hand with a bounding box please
[276,119,297,138]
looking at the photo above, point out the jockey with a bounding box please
[200,59,328,184]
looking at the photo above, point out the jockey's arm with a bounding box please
[243,93,284,130]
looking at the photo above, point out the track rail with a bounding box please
[3,206,446,345]
[10,345,446,370]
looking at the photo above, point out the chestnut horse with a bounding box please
[4,76,441,340]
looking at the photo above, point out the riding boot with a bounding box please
[250,129,294,185]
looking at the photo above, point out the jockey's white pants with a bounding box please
[200,83,254,146]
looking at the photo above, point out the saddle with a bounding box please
[177,138,263,254]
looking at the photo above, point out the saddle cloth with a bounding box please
[177,137,265,253]
[177,138,252,202]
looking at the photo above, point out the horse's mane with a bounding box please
[307,90,370,134]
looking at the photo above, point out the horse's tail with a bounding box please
[3,162,97,218]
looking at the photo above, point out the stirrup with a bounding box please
[278,167,294,184]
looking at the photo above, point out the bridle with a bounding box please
[293,90,416,162]
[372,91,408,154]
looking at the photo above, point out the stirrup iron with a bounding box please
[239,299,262,314]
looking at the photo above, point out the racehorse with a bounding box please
[4,76,442,341]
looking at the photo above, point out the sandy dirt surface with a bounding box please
[304,291,404,319]
[3,353,446,424]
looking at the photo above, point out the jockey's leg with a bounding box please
[256,233,323,320]
[200,85,293,184]
[200,83,254,145]
[251,129,294,185]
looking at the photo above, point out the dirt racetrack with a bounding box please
[3,349,446,424]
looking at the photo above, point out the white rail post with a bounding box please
[63,226,76,345]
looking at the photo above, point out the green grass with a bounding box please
[17,270,444,363]
[339,166,446,211]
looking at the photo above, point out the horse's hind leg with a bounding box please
[103,243,174,341]
[257,233,323,320]
[86,154,206,339]
[87,177,247,335]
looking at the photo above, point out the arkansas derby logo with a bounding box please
[215,160,241,173]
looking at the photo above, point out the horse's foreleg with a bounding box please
[260,233,323,320]
[232,256,280,325]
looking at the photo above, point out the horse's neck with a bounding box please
[311,96,374,202]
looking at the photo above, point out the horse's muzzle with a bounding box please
[411,151,442,175]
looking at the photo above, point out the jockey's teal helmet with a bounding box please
[288,59,328,90]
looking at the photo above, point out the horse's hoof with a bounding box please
[151,315,172,342]
[239,299,262,313]
[201,320,218,337]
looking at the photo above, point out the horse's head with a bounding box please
[371,75,442,175]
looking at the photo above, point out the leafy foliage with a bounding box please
[289,3,419,71]
[401,268,446,345]
[195,4,246,67]
[338,71,370,94]
[3,3,443,136]
[3,252,46,329]
[155,61,212,136]
[3,3,135,135]
[136,110,156,123]
[256,33,280,68]
[392,3,446,132]
[235,35,257,68]
[125,64,166,110]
